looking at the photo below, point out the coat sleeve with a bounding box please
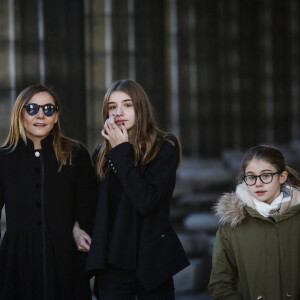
[208,226,242,300]
[73,144,97,234]
[104,139,179,216]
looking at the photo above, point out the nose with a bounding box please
[36,107,45,118]
[116,105,124,116]
[255,177,264,186]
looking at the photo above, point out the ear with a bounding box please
[279,171,288,184]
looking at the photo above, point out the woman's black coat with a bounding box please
[86,139,189,291]
[0,135,96,300]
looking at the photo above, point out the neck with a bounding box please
[33,140,42,150]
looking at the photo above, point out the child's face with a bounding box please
[107,91,136,131]
[244,158,288,204]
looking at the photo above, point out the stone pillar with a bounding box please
[261,0,275,143]
[220,0,241,150]
[42,0,87,143]
[290,0,300,148]
[0,0,12,144]
[239,0,262,148]
[134,0,166,128]
[195,0,222,156]
[165,0,180,138]
[272,0,292,143]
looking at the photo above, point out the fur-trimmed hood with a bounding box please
[214,183,300,227]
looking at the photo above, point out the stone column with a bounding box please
[165,0,180,138]
[41,0,87,143]
[0,0,12,143]
[290,0,300,148]
[134,0,166,128]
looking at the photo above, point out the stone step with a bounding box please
[183,213,219,233]
[176,192,223,208]
[175,158,235,197]
[174,258,211,294]
[177,232,212,257]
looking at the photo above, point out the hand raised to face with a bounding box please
[102,114,129,148]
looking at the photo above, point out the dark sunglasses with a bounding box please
[24,103,59,116]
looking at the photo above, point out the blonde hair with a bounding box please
[3,84,76,169]
[96,79,181,179]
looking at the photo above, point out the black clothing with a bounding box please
[95,266,175,300]
[86,139,189,291]
[107,172,122,231]
[0,135,96,300]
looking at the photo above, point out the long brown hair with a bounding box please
[240,145,300,187]
[96,79,181,179]
[3,84,76,169]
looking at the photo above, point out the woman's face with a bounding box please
[22,91,58,145]
[244,158,287,204]
[107,91,136,130]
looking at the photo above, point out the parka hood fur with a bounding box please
[214,182,300,227]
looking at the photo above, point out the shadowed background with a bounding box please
[1,0,300,298]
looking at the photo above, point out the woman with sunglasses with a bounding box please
[85,79,189,299]
[208,145,300,299]
[0,84,96,300]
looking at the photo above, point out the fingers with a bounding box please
[101,129,109,139]
[84,234,92,245]
[121,122,128,136]
[104,114,117,132]
[102,115,129,148]
[78,234,92,252]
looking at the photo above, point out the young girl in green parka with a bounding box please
[208,145,300,300]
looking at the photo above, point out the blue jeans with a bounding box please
[94,267,175,300]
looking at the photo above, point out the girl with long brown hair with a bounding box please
[85,79,189,299]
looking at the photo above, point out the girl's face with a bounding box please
[107,91,136,130]
[244,158,287,204]
[22,92,58,146]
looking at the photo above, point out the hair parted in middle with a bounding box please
[3,84,77,169]
[96,79,181,179]
[239,145,300,188]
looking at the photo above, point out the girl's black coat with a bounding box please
[0,136,96,300]
[86,139,189,291]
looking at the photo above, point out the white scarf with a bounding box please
[253,189,291,217]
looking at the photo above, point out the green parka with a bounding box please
[208,183,300,300]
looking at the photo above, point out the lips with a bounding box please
[115,119,126,124]
[255,191,266,196]
[34,123,46,127]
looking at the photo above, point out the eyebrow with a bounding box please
[108,99,132,104]
[246,169,274,175]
